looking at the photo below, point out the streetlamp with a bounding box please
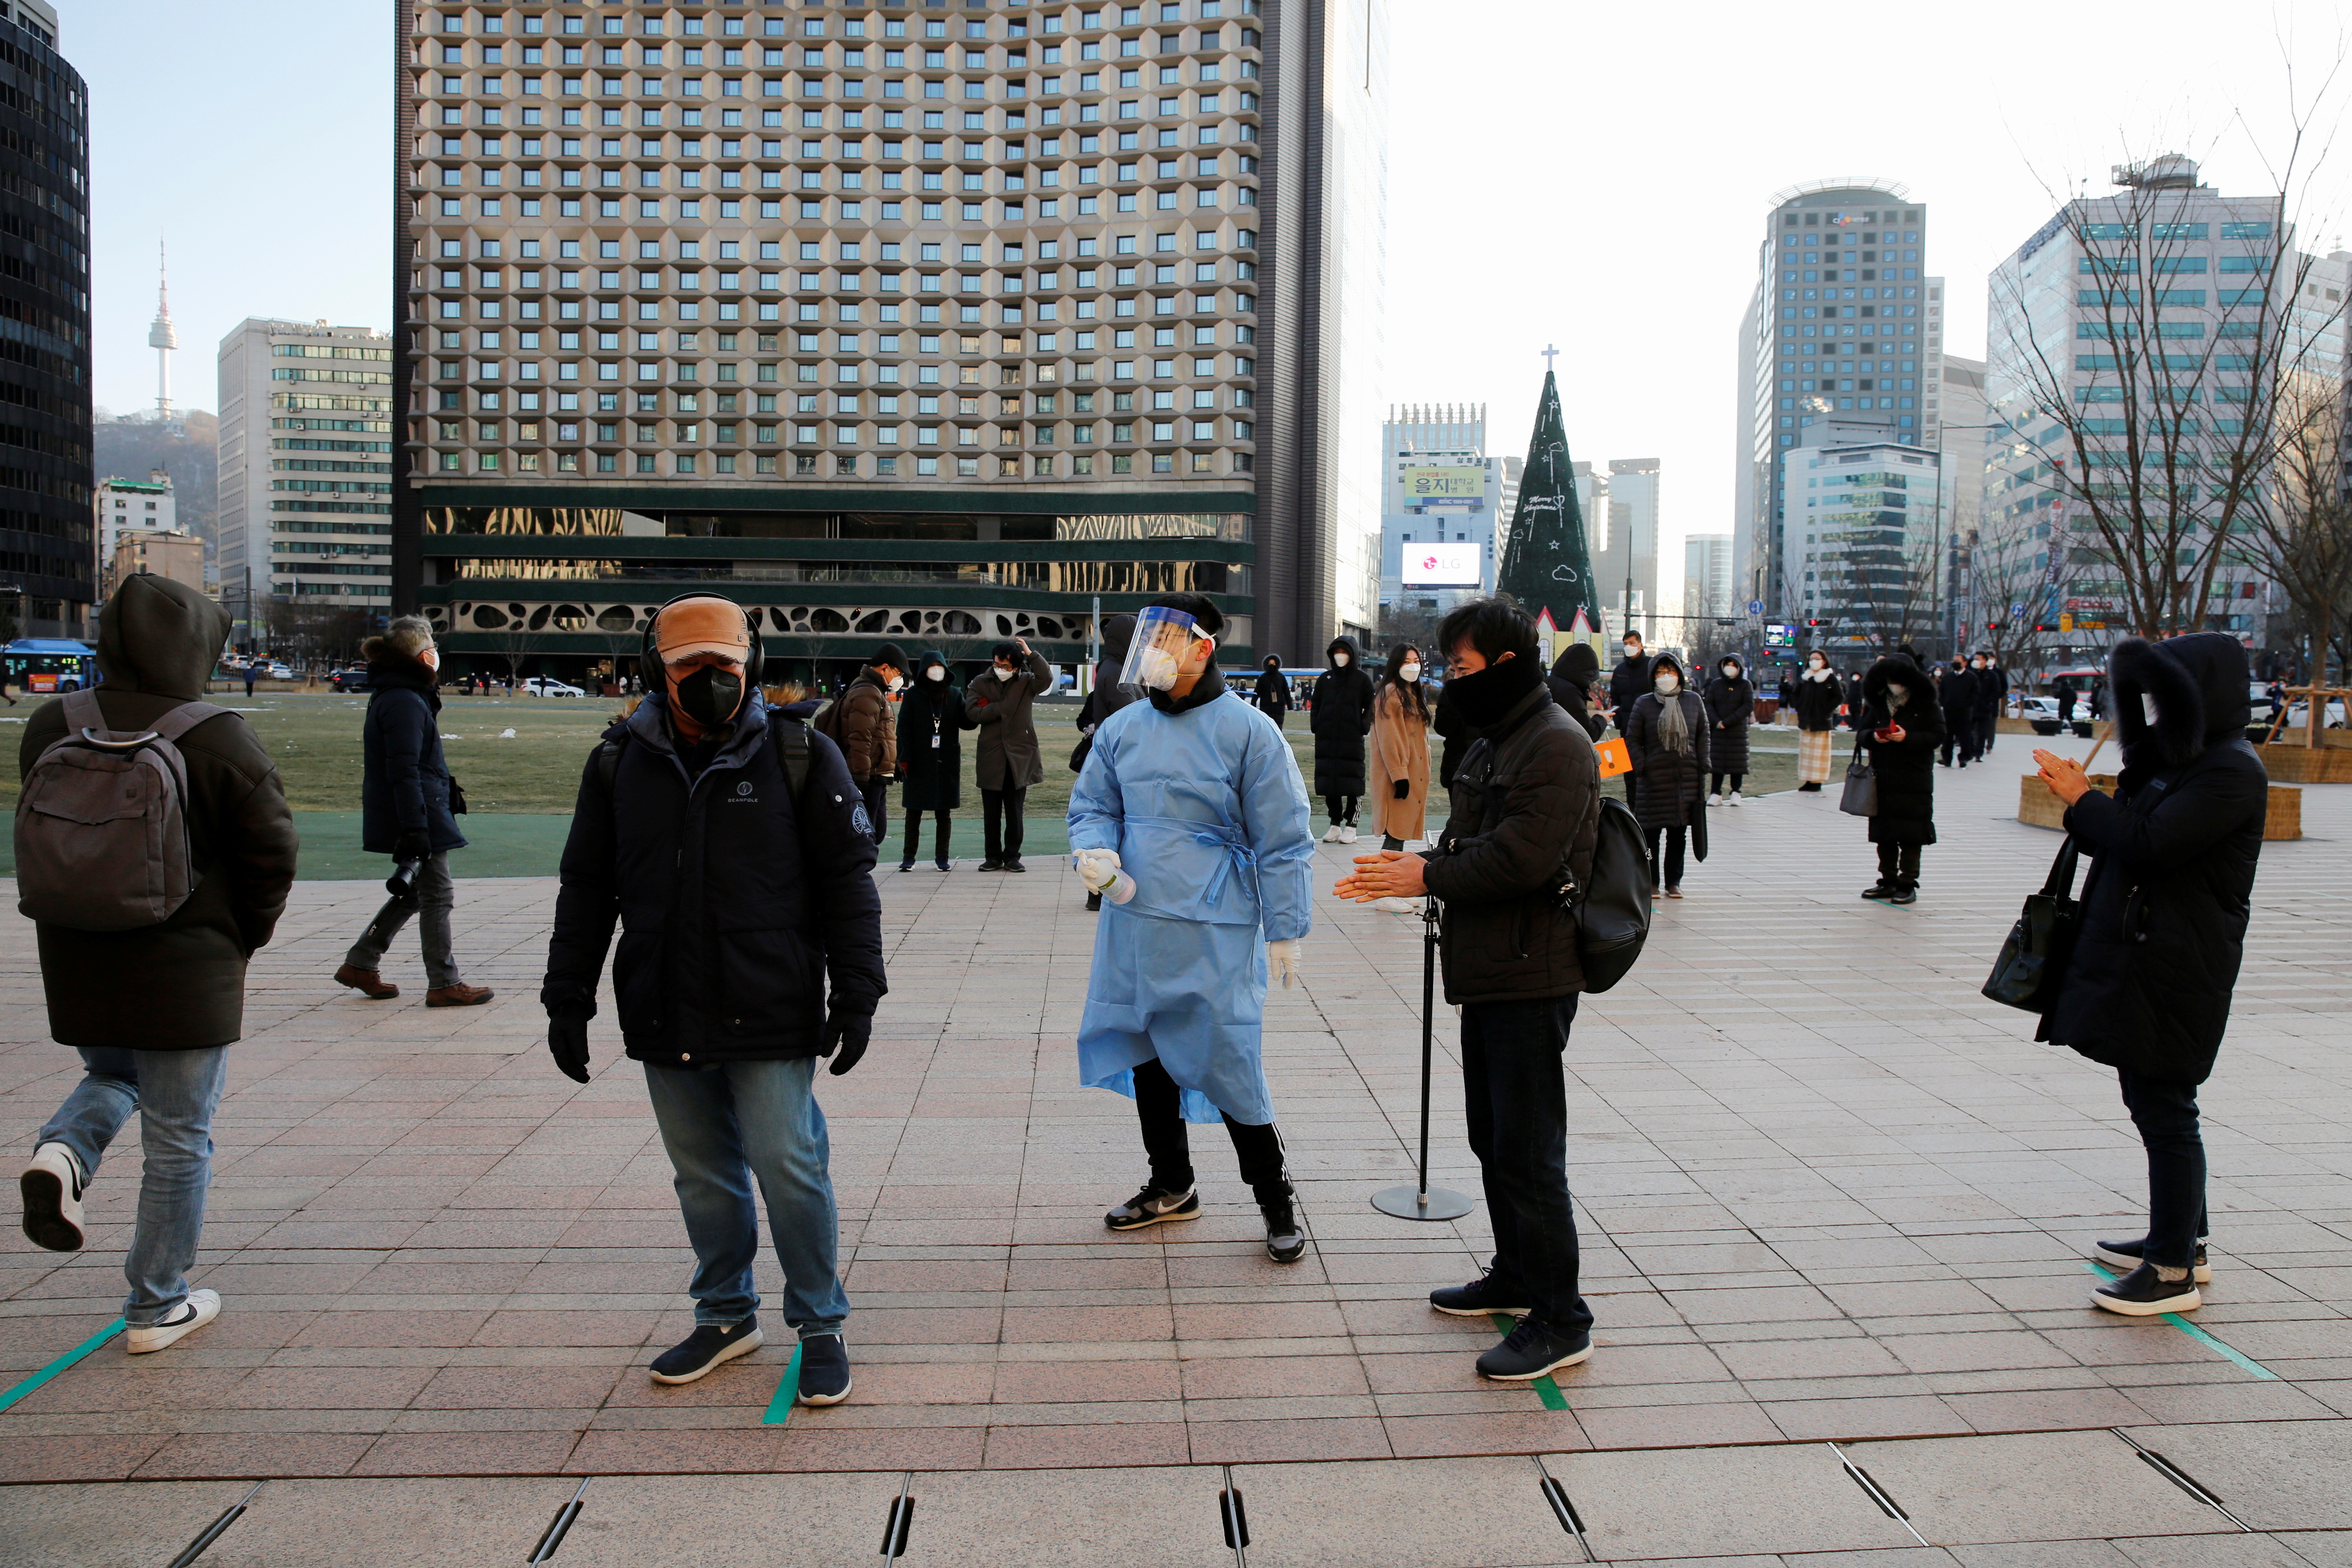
[1932,422,2006,660]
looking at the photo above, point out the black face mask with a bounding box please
[670,665,745,729]
[1440,653,1544,731]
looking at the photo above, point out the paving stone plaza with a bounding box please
[4,736,2350,1566]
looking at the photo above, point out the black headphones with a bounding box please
[640,593,765,688]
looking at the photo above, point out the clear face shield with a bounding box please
[1117,606,1212,693]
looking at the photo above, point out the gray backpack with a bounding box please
[13,688,229,931]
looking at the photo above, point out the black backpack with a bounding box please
[1560,796,1653,993]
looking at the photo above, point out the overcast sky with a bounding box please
[79,0,2352,613]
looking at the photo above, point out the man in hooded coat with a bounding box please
[1068,594,1317,1263]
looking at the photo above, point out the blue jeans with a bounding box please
[641,1056,849,1334]
[1460,994,1594,1340]
[37,1047,230,1325]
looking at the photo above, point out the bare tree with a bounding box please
[2234,380,2352,740]
[1989,67,2349,643]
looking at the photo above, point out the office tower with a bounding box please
[391,0,1386,678]
[95,472,178,581]
[1736,181,1940,625]
[1682,533,1730,622]
[1787,420,1942,653]
[1592,457,1658,642]
[1377,403,1515,610]
[0,0,91,641]
[217,319,398,633]
[1984,155,2336,653]
[1936,352,1987,650]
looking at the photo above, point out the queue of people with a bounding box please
[10,586,2268,1410]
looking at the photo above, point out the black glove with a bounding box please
[1392,779,1410,800]
[547,1010,591,1084]
[392,829,432,864]
[821,1011,873,1076]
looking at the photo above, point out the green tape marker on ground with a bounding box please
[0,1319,124,1415]
[1489,1313,1572,1411]
[761,1342,806,1426]
[2081,1263,2279,1380]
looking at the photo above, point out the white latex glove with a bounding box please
[1073,847,1122,891]
[1267,939,1304,990]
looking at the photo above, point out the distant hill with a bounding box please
[94,409,219,554]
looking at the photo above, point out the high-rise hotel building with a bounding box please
[393,0,1386,675]
[1733,180,1943,623]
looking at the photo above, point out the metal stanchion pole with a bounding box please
[1372,895,1474,1221]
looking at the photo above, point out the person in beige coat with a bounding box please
[1368,643,1434,913]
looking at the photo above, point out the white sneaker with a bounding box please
[1321,825,1344,843]
[127,1289,220,1353]
[1728,791,1743,806]
[1339,824,1358,844]
[20,1142,85,1252]
[1707,792,1722,807]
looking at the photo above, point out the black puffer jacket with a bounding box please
[1252,659,1293,720]
[541,691,886,1066]
[1309,637,1375,796]
[1701,661,1754,774]
[1625,659,1710,833]
[1546,643,1608,740]
[1792,668,1843,731]
[359,657,466,855]
[1856,655,1945,845]
[1607,651,1650,734]
[2043,635,2267,1085]
[1422,660,1601,1004]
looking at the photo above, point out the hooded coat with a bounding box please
[1546,643,1608,740]
[2043,634,2267,1084]
[1369,675,1433,842]
[1625,656,1711,833]
[1701,658,1755,775]
[20,575,298,1049]
[359,645,466,856]
[541,689,886,1066]
[964,647,1056,790]
[1308,637,1375,796]
[896,652,964,811]
[1792,665,1844,731]
[1856,655,1945,844]
[1251,657,1293,722]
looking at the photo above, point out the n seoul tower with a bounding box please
[147,238,177,420]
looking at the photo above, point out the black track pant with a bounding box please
[1132,1056,1291,1207]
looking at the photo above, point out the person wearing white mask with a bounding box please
[819,642,906,846]
[1855,654,1946,904]
[1701,655,1754,805]
[1624,652,1709,899]
[894,651,963,872]
[1309,637,1375,841]
[1367,645,1432,907]
[1792,652,1842,792]
[965,636,1056,871]
[1606,631,1650,805]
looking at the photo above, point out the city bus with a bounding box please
[3,638,96,694]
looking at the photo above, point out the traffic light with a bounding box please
[2031,623,2060,633]
[1985,622,2001,631]
[1803,617,1830,627]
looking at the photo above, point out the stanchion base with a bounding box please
[1371,1185,1476,1222]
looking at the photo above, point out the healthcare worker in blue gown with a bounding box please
[1067,593,1317,1263]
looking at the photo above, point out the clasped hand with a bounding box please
[1332,849,1426,903]
[2032,748,2094,806]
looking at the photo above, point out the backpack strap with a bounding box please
[772,714,812,802]
[596,732,630,794]
[148,701,231,744]
[59,687,102,735]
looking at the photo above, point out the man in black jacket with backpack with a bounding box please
[539,594,884,1405]
[1335,598,1603,1385]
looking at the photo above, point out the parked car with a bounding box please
[328,667,372,693]
[2285,695,2348,729]
[523,675,585,697]
[266,662,293,681]
[2021,695,2094,737]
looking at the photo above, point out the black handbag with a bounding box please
[1982,837,2083,1013]
[1838,737,1877,816]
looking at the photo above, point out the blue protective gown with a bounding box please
[1068,686,1315,1125]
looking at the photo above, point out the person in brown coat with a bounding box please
[15,574,298,1353]
[1368,643,1433,913]
[830,642,906,844]
[963,636,1054,870]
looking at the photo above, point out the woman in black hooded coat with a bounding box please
[1854,653,1944,903]
[895,649,964,871]
[1546,642,1608,740]
[1251,653,1294,727]
[2032,634,2266,1318]
[1309,635,1375,841]
[1701,654,1754,803]
[1624,652,1709,898]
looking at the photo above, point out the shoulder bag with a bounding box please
[1981,836,2083,1013]
[1838,735,1877,817]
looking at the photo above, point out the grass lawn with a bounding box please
[0,691,1812,878]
